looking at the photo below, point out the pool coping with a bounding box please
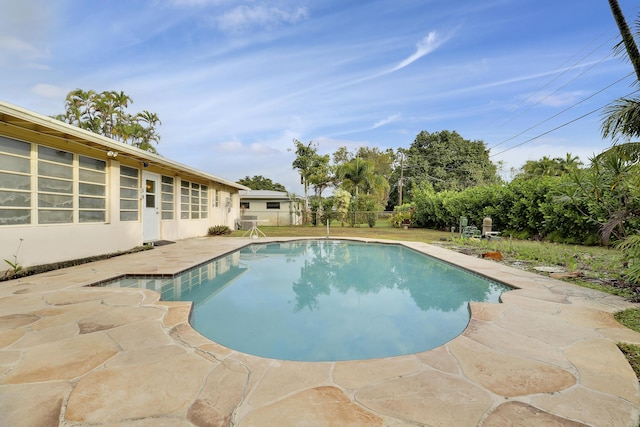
[1,236,640,426]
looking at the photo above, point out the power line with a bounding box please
[496,52,617,130]
[489,88,639,158]
[491,30,619,130]
[490,109,600,157]
[488,72,635,151]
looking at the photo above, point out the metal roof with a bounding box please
[239,190,301,200]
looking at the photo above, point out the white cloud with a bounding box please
[215,5,309,33]
[30,83,69,100]
[215,141,244,153]
[250,142,280,154]
[349,30,453,85]
[390,31,449,73]
[0,35,50,65]
[524,91,585,108]
[448,59,620,99]
[166,0,231,6]
[372,113,401,129]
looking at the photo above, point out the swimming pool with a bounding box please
[99,240,511,361]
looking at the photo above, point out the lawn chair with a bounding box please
[462,226,481,238]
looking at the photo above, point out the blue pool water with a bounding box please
[99,240,511,361]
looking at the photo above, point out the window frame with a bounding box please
[180,179,209,220]
[78,155,107,223]
[161,175,175,220]
[0,136,32,226]
[0,136,108,226]
[119,165,140,222]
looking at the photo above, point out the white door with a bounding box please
[142,172,160,242]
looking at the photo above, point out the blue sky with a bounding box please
[2,0,639,194]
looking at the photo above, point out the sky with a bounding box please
[2,0,639,195]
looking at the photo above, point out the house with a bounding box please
[238,190,302,227]
[0,100,248,267]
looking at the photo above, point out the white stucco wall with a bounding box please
[1,222,142,268]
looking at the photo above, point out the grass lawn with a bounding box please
[231,222,635,300]
[615,309,640,380]
[232,224,452,242]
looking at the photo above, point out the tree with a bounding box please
[601,98,640,143]
[403,130,500,194]
[333,188,351,227]
[561,153,582,172]
[608,0,640,82]
[601,2,640,157]
[516,154,582,179]
[599,2,640,253]
[291,139,334,217]
[307,153,333,199]
[237,175,286,191]
[333,146,392,209]
[54,89,162,153]
[132,110,162,152]
[332,146,353,165]
[337,157,373,198]
[291,140,315,204]
[565,151,640,244]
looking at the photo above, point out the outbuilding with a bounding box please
[239,190,302,227]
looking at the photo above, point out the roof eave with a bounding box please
[0,100,249,191]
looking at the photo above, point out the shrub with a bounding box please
[616,235,640,286]
[390,204,415,228]
[207,225,231,236]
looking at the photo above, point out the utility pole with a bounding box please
[398,153,404,206]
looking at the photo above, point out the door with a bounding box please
[142,172,160,242]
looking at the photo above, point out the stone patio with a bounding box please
[1,236,639,426]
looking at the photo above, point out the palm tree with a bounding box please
[560,153,582,173]
[602,1,640,160]
[53,89,161,153]
[608,0,640,81]
[106,91,133,139]
[63,89,96,128]
[602,98,640,142]
[338,158,373,198]
[138,110,161,128]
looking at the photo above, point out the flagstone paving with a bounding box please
[1,236,639,426]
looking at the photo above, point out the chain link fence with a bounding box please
[238,210,397,228]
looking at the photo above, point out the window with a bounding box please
[200,185,208,219]
[190,183,200,219]
[180,181,189,219]
[0,137,108,226]
[181,179,209,219]
[213,189,219,208]
[145,179,156,208]
[78,156,106,222]
[120,166,139,221]
[266,202,280,209]
[161,176,174,220]
[0,136,31,225]
[37,146,73,224]
[240,201,250,209]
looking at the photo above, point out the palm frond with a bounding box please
[596,141,640,163]
[601,97,640,141]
